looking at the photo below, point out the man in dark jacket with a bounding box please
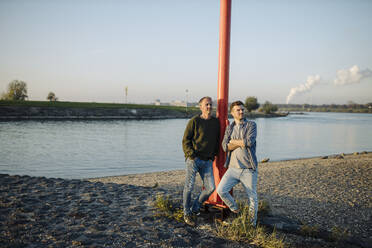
[182,96,220,226]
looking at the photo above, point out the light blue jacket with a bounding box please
[222,118,258,170]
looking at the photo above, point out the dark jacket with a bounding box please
[182,115,220,161]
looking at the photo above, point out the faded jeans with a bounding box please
[217,167,258,225]
[183,157,215,216]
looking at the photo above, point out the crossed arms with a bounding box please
[222,121,257,153]
[227,139,245,151]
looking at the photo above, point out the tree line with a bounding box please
[244,96,278,114]
[5,80,365,113]
[1,80,57,102]
[1,80,279,113]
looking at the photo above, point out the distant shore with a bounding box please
[0,101,196,120]
[0,100,287,120]
[1,152,371,247]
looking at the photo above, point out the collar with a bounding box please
[233,118,247,126]
[229,118,247,128]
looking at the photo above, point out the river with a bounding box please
[0,112,371,179]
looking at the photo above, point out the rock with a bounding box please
[321,156,328,159]
[261,158,270,163]
[353,152,359,155]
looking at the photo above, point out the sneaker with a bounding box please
[184,215,196,227]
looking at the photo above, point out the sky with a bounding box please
[1,0,371,105]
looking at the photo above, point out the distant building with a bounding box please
[170,100,196,107]
[154,99,169,106]
[170,100,186,107]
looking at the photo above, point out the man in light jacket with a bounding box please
[217,100,258,226]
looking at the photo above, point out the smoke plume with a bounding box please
[286,75,321,104]
[286,65,372,104]
[334,65,372,85]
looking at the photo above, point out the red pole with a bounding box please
[206,0,231,207]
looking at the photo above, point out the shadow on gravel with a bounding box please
[1,174,370,248]
[255,192,372,248]
[150,180,371,248]
[0,174,235,248]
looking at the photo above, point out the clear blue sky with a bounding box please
[1,0,371,104]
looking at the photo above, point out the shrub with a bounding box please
[261,101,278,114]
[245,97,260,112]
[47,92,58,101]
[1,80,28,101]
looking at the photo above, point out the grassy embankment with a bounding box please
[2,101,371,114]
[0,100,198,112]
[0,100,287,118]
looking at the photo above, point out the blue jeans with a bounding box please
[216,167,258,225]
[183,157,215,216]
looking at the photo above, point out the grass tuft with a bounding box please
[154,196,285,247]
[258,199,271,216]
[215,202,285,248]
[153,194,183,222]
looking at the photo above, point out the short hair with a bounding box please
[199,96,212,104]
[229,100,244,112]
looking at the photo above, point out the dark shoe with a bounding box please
[184,215,196,227]
[192,210,201,216]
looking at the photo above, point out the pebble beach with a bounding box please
[1,152,371,247]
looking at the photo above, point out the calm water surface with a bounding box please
[0,112,371,179]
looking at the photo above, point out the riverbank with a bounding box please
[1,152,371,247]
[0,100,287,120]
[0,101,197,120]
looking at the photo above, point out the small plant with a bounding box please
[258,199,271,217]
[153,194,183,222]
[215,202,285,248]
[331,226,349,241]
[300,224,319,237]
